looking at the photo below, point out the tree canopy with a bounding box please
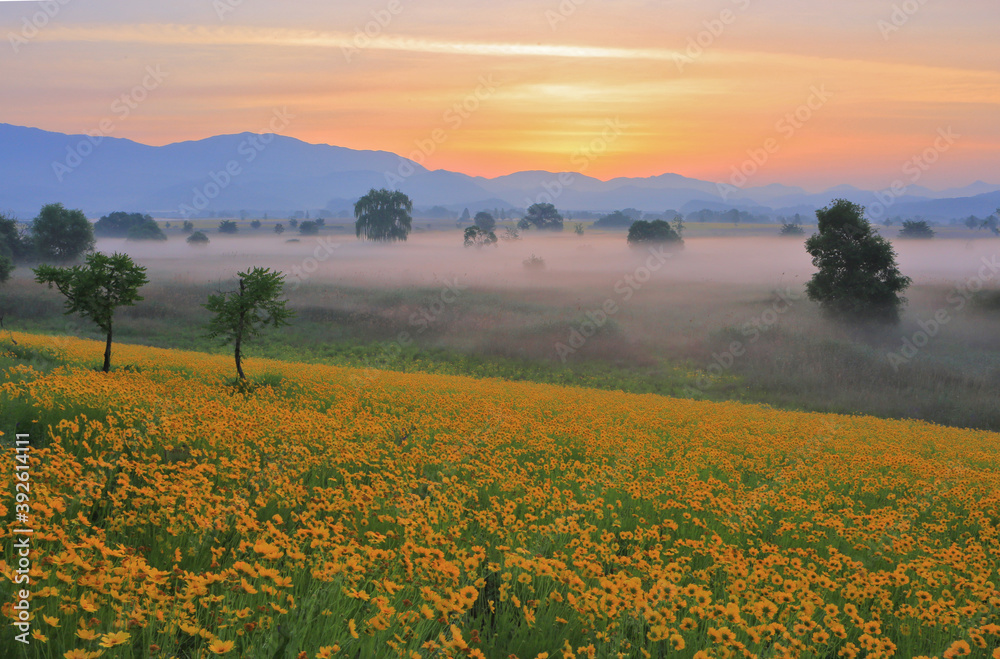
[355,189,413,242]
[94,212,154,238]
[474,211,496,232]
[626,220,684,247]
[519,203,564,232]
[898,220,935,239]
[32,203,95,262]
[33,252,148,371]
[805,199,911,323]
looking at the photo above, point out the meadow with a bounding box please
[2,331,1000,658]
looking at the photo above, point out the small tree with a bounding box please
[355,188,413,242]
[780,222,805,236]
[126,220,167,241]
[205,267,294,380]
[474,211,496,232]
[805,199,911,323]
[521,203,564,231]
[250,219,262,230]
[94,212,154,238]
[273,223,285,235]
[627,220,683,247]
[187,231,210,245]
[460,208,471,224]
[463,226,497,248]
[0,254,12,284]
[32,203,95,262]
[299,220,320,236]
[33,252,148,372]
[218,220,238,234]
[899,220,935,239]
[0,213,33,263]
[182,220,195,234]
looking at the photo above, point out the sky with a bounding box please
[1,0,998,191]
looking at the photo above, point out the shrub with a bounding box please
[187,231,210,245]
[626,220,684,247]
[126,220,168,241]
[898,220,935,239]
[523,254,546,271]
[218,220,238,234]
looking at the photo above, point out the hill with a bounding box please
[2,331,998,657]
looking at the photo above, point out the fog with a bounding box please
[98,232,1000,294]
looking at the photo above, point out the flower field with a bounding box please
[2,331,1000,658]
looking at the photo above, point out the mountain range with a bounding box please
[1,123,998,222]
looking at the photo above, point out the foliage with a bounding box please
[592,210,635,229]
[204,267,294,379]
[273,223,285,235]
[474,211,496,232]
[32,252,148,371]
[94,211,154,238]
[573,222,585,236]
[218,220,239,234]
[626,219,684,246]
[182,220,195,233]
[805,199,911,323]
[354,188,413,242]
[250,219,262,229]
[0,253,12,283]
[501,226,521,241]
[779,222,805,236]
[520,203,564,231]
[522,253,546,271]
[0,212,33,262]
[463,225,497,248]
[125,219,167,241]
[898,220,935,239]
[298,220,320,236]
[32,203,95,262]
[3,331,1000,657]
[187,231,210,245]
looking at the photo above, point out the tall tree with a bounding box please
[32,203,95,262]
[474,211,496,232]
[34,252,148,372]
[520,203,564,231]
[355,189,413,242]
[205,267,294,380]
[805,199,911,323]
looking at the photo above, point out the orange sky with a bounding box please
[1,1,998,190]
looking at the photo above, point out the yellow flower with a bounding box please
[209,639,236,654]
[99,631,130,648]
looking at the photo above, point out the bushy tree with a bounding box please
[250,219,262,230]
[218,220,238,234]
[0,254,12,284]
[205,267,294,380]
[899,220,935,239]
[780,222,805,236]
[474,211,496,232]
[299,220,320,236]
[94,212,154,238]
[574,223,585,236]
[34,252,148,372]
[520,203,563,231]
[182,220,195,234]
[32,203,95,262]
[126,220,167,241]
[626,220,684,247]
[463,226,497,248]
[0,213,33,263]
[273,223,285,235]
[805,199,911,323]
[593,211,633,229]
[187,231,209,245]
[355,188,413,242]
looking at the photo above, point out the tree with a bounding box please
[780,222,805,236]
[627,220,684,247]
[0,213,33,263]
[0,254,12,284]
[187,231,210,245]
[899,220,935,239]
[474,211,496,232]
[273,223,285,235]
[205,267,294,380]
[299,220,319,236]
[964,215,981,230]
[94,212,154,238]
[34,252,148,372]
[574,223,585,236]
[250,219,262,230]
[355,188,413,242]
[289,218,299,229]
[182,220,195,234]
[460,208,471,224]
[463,226,497,248]
[593,211,634,229]
[218,220,238,234]
[521,203,564,231]
[805,199,911,323]
[126,220,167,241]
[32,203,95,262]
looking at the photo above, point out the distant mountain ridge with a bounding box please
[1,123,997,220]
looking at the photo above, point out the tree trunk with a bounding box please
[235,334,245,380]
[103,325,112,373]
